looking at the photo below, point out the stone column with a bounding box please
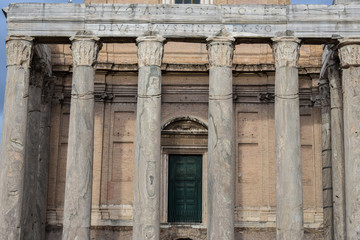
[22,58,45,240]
[327,49,346,240]
[272,37,303,240]
[37,76,55,240]
[0,36,33,239]
[133,35,165,240]
[62,35,101,240]
[319,78,334,240]
[338,38,360,239]
[206,35,235,240]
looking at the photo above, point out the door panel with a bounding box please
[168,155,202,223]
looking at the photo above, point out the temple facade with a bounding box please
[0,0,359,239]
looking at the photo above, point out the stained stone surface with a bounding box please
[62,36,101,240]
[22,65,43,240]
[319,78,333,240]
[37,77,55,240]
[338,39,360,240]
[207,35,235,240]
[133,35,164,240]
[327,54,346,240]
[5,4,360,40]
[272,37,304,240]
[0,36,33,240]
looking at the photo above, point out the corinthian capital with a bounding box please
[136,35,165,67]
[70,35,102,67]
[207,35,235,68]
[338,38,360,68]
[272,37,301,68]
[6,35,34,67]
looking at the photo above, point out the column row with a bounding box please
[1,34,360,240]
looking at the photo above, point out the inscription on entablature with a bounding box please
[95,23,273,35]
[86,4,285,18]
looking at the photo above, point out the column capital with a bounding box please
[271,36,301,68]
[136,35,165,67]
[206,35,235,68]
[338,38,360,68]
[6,35,34,67]
[70,35,102,67]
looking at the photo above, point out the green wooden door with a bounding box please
[168,155,202,223]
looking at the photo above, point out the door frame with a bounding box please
[160,146,208,226]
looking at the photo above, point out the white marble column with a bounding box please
[133,35,165,240]
[272,37,304,240]
[338,38,360,239]
[62,35,101,240]
[206,35,235,240]
[0,36,34,239]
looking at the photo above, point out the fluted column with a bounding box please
[0,36,34,239]
[272,37,304,240]
[206,35,235,240]
[62,35,101,240]
[133,35,165,240]
[338,38,360,239]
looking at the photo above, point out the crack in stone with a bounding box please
[10,138,23,148]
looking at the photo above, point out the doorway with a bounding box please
[168,155,202,223]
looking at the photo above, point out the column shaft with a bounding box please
[206,35,235,240]
[133,35,165,240]
[272,37,304,240]
[22,65,43,240]
[319,78,334,240]
[62,35,101,240]
[0,36,33,239]
[327,49,346,240]
[338,39,360,239]
[37,77,55,240]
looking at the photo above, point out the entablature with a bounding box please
[4,3,360,44]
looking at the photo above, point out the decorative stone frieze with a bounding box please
[272,37,301,68]
[70,35,102,67]
[6,36,34,67]
[136,35,165,67]
[207,35,235,68]
[338,38,360,68]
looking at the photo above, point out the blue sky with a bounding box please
[0,0,333,138]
